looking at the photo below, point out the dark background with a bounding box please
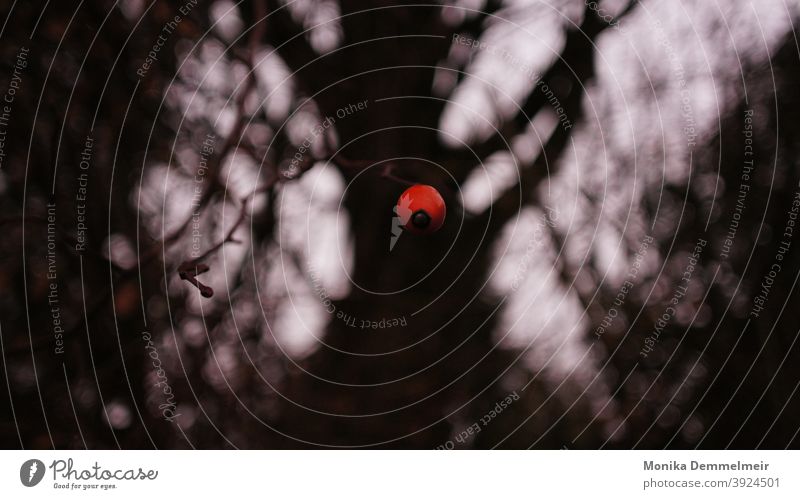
[1,0,800,449]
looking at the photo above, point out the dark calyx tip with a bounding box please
[411,210,431,229]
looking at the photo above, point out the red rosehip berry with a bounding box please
[395,184,446,234]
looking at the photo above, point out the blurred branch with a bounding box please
[481,2,641,227]
[143,1,270,267]
[449,0,640,181]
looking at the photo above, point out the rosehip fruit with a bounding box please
[395,184,446,234]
